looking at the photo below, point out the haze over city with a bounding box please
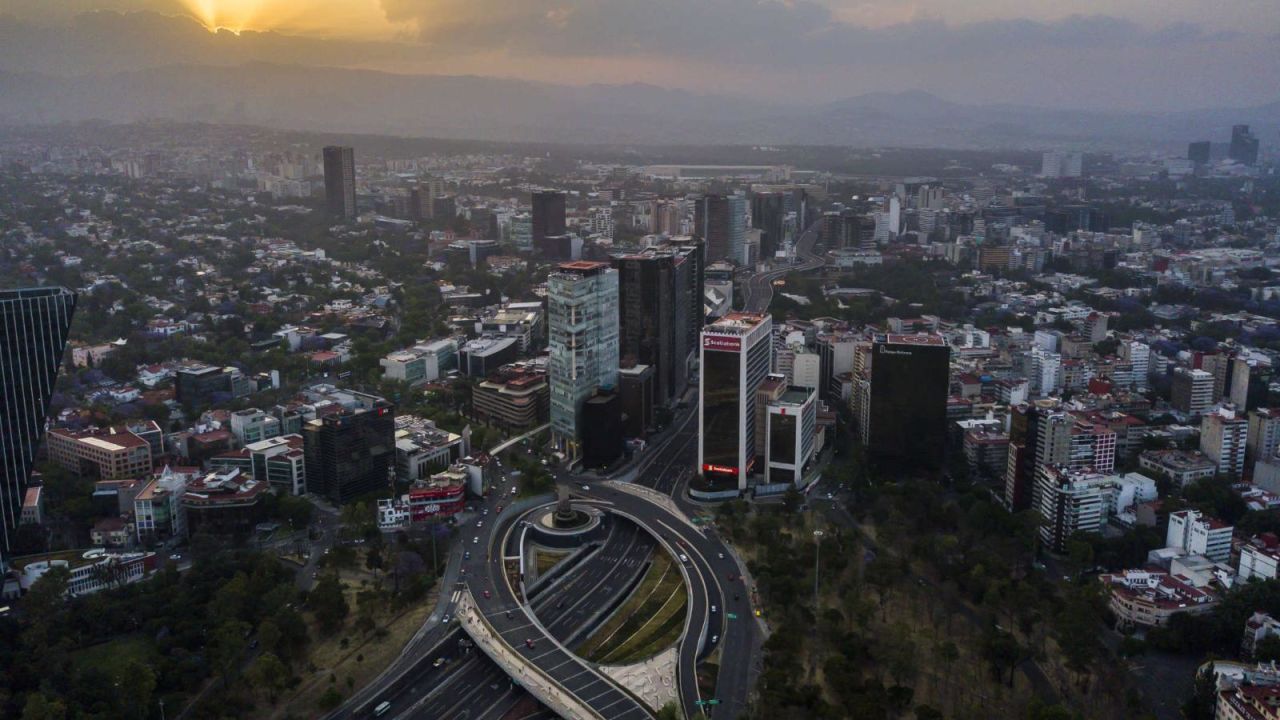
[0,3,1279,720]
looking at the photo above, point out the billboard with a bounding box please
[702,334,742,352]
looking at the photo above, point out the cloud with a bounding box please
[377,0,1246,67]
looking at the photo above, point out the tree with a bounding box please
[209,620,251,687]
[21,694,67,720]
[116,659,157,718]
[317,687,343,711]
[310,574,350,633]
[656,702,681,720]
[247,652,289,703]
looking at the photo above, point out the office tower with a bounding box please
[664,237,706,349]
[1041,151,1083,179]
[839,211,876,250]
[917,185,945,210]
[1230,356,1253,409]
[531,190,567,246]
[322,146,356,219]
[1200,352,1230,402]
[863,334,950,471]
[1,287,76,557]
[1172,368,1215,415]
[615,249,692,408]
[764,385,818,486]
[695,194,747,265]
[302,391,395,504]
[699,313,773,491]
[1230,125,1260,166]
[1201,410,1248,478]
[1188,141,1212,165]
[1029,347,1062,397]
[751,191,787,261]
[548,262,619,457]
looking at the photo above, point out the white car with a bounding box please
[581,484,589,491]
[477,521,484,528]
[473,536,479,544]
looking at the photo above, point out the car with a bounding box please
[679,553,690,564]
[473,536,479,544]
[717,552,724,559]
[374,701,392,717]
[581,484,589,491]
[483,508,489,516]
[510,487,517,495]
[433,658,446,668]
[710,605,717,613]
[477,520,484,528]
[441,614,451,624]
[711,634,719,644]
[464,551,471,560]
[524,638,536,649]
[496,505,503,513]
[483,590,491,599]
[169,553,182,560]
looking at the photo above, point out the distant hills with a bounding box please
[0,12,1275,150]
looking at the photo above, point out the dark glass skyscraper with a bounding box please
[866,334,950,473]
[1,287,76,557]
[531,190,567,246]
[302,394,395,504]
[1230,125,1260,166]
[750,192,787,260]
[323,145,356,219]
[614,249,693,407]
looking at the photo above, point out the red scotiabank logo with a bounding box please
[703,463,738,475]
[703,335,741,352]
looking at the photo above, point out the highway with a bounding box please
[742,219,825,313]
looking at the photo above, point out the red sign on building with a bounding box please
[702,335,742,352]
[408,483,465,522]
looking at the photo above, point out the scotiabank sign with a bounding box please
[703,335,741,352]
[703,463,738,475]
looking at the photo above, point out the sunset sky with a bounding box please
[3,0,1278,109]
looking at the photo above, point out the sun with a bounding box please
[178,0,263,33]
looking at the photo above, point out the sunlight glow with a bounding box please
[179,0,262,33]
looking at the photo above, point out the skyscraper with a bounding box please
[322,146,356,219]
[0,287,76,557]
[750,192,787,261]
[698,312,772,491]
[548,262,619,457]
[614,248,693,408]
[1188,141,1212,165]
[695,194,746,265]
[531,190,567,247]
[1230,125,1260,166]
[302,390,395,505]
[863,334,950,472]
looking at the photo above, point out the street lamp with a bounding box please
[812,530,824,617]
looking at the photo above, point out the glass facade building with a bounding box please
[1,287,76,557]
[548,262,619,457]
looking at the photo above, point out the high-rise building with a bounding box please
[1004,404,1043,511]
[1187,141,1212,165]
[695,194,747,265]
[1201,410,1248,478]
[1248,408,1280,471]
[0,287,76,557]
[750,192,787,261]
[322,146,356,219]
[1230,125,1260,166]
[1035,466,1106,553]
[548,262,619,457]
[531,190,567,247]
[1172,368,1215,415]
[1167,509,1233,563]
[699,313,773,491]
[764,385,818,486]
[1041,151,1084,178]
[861,334,950,472]
[614,248,694,408]
[302,390,395,504]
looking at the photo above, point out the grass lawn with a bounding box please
[74,635,156,675]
